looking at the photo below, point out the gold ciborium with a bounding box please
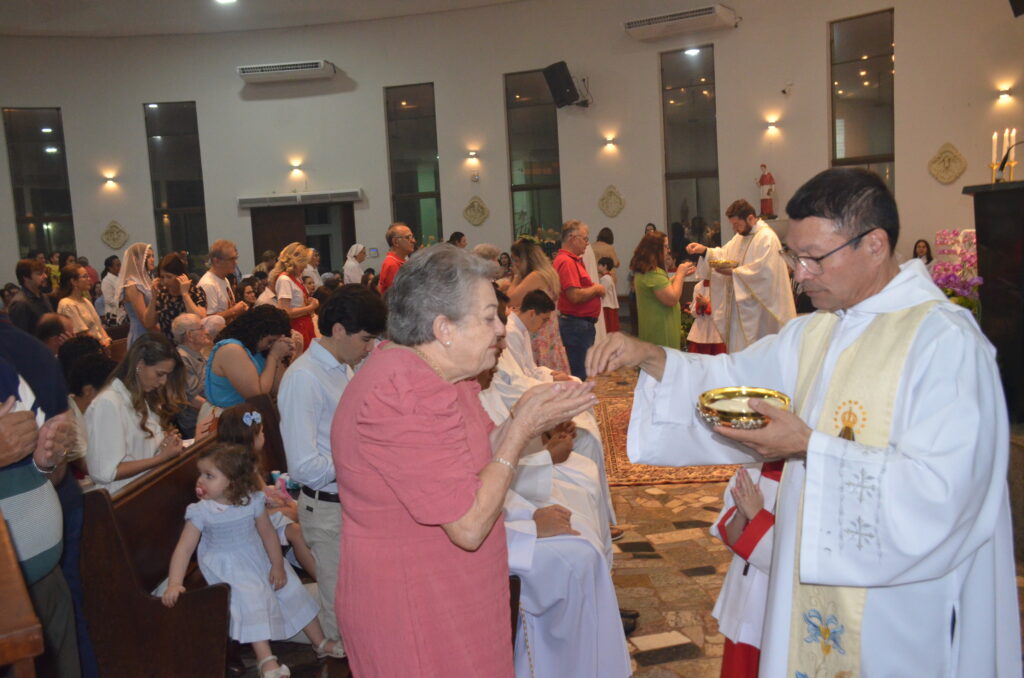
[697,387,791,430]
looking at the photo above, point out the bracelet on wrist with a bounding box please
[32,458,57,475]
[492,457,517,473]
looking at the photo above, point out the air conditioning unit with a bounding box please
[237,60,337,84]
[624,5,738,41]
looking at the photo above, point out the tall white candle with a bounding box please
[993,132,999,164]
[1012,129,1017,163]
[1003,128,1010,161]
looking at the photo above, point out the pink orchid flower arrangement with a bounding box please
[931,228,982,317]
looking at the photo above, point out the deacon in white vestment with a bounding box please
[687,200,795,352]
[590,168,1021,678]
[478,381,629,678]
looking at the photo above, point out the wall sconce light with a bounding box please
[765,115,780,134]
[289,158,304,177]
[603,136,617,146]
[102,171,118,188]
[466,150,481,181]
[467,150,479,159]
[998,88,1013,102]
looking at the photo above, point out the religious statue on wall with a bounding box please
[756,164,777,219]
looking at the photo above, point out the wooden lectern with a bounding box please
[962,180,1024,423]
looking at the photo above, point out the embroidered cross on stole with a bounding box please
[786,301,936,677]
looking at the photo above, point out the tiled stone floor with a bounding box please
[612,482,730,677]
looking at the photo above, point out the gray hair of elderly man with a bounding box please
[171,312,203,345]
[471,243,500,262]
[387,244,498,346]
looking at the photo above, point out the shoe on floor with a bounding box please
[621,615,637,637]
[619,608,640,620]
[610,526,625,541]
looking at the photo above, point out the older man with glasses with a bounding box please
[198,239,248,331]
[377,222,415,297]
[552,220,606,380]
[588,167,1020,677]
[687,199,795,352]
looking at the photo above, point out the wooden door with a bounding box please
[250,206,306,263]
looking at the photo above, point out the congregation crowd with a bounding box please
[1,167,1019,678]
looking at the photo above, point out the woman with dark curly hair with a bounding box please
[205,305,293,409]
[85,332,187,494]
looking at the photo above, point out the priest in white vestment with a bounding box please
[478,377,630,678]
[590,168,1021,677]
[687,199,795,352]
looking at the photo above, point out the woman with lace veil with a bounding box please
[117,242,157,346]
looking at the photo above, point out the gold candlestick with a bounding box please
[1007,160,1018,182]
[991,162,1000,183]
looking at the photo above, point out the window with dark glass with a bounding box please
[661,46,721,248]
[830,10,895,189]
[143,101,209,269]
[2,108,78,257]
[385,83,442,245]
[505,70,562,243]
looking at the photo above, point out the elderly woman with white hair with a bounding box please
[170,313,211,439]
[343,244,367,284]
[331,244,598,677]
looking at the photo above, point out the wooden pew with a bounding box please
[0,511,43,677]
[80,439,230,678]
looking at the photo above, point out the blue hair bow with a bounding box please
[242,411,262,427]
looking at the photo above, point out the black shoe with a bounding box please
[619,608,640,620]
[622,615,637,637]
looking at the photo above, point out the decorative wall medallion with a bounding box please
[101,220,128,250]
[927,143,967,184]
[463,196,490,226]
[598,185,625,218]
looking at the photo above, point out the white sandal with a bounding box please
[257,655,291,678]
[315,638,346,659]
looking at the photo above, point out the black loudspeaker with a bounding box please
[543,61,580,108]
[1012,0,1024,17]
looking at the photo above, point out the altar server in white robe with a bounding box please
[709,461,782,678]
[686,199,795,352]
[589,168,1021,678]
[478,374,629,678]
[505,290,573,382]
[492,340,614,528]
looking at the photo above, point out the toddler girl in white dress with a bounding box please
[161,442,343,678]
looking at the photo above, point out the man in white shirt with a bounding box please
[589,168,1021,677]
[505,290,571,383]
[686,200,795,352]
[197,239,248,330]
[302,249,323,290]
[278,284,386,645]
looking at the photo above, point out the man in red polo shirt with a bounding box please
[553,220,606,380]
[377,222,416,296]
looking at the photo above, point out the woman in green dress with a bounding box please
[629,231,695,349]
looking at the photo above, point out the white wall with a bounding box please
[0,0,1021,281]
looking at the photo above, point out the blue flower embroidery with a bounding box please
[802,608,846,656]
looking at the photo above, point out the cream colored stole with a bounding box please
[786,301,936,677]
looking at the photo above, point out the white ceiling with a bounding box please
[0,0,523,37]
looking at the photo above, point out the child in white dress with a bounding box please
[161,442,343,678]
[217,404,317,579]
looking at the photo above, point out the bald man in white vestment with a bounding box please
[590,168,1021,677]
[687,199,795,352]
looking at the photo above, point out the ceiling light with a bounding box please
[863,81,870,86]
[684,49,700,56]
[861,55,869,60]
[833,81,839,86]
[41,127,53,133]
[44,147,58,153]
[858,70,867,76]
[215,0,237,4]
[669,99,675,104]
[147,103,158,109]
[837,90,844,95]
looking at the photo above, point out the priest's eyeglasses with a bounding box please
[779,227,880,276]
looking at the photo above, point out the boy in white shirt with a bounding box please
[597,257,619,333]
[505,290,572,382]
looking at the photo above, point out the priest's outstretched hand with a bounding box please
[714,398,812,461]
[586,332,667,381]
